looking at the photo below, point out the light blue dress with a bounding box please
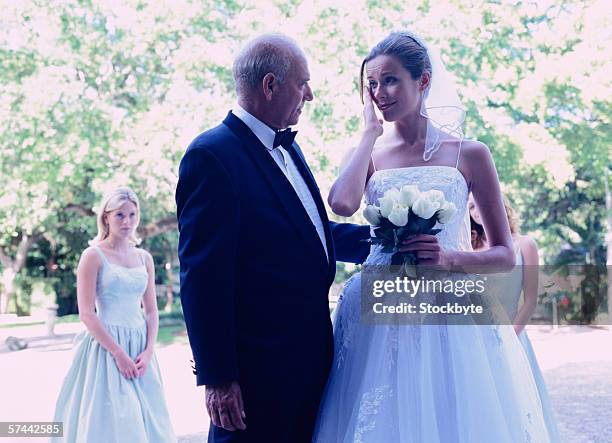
[498,250,561,443]
[52,246,176,443]
[313,166,555,442]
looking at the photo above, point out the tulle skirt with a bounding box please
[52,323,176,443]
[519,331,561,442]
[313,274,555,443]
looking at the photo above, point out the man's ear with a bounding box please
[262,73,276,101]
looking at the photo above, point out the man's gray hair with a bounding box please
[233,34,298,97]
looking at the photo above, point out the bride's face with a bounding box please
[366,55,424,122]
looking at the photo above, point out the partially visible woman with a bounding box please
[470,193,560,442]
[52,187,176,443]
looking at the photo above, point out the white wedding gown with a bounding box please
[313,166,553,443]
[497,251,561,442]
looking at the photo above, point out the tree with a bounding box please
[0,0,608,317]
[0,0,242,312]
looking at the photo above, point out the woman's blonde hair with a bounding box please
[470,194,521,249]
[503,195,520,235]
[90,187,141,245]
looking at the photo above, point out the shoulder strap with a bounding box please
[515,247,523,265]
[370,154,377,172]
[93,245,108,264]
[455,138,464,169]
[137,248,147,266]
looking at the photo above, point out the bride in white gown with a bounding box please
[313,32,557,442]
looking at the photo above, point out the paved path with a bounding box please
[526,325,612,443]
[0,322,209,442]
[1,323,611,442]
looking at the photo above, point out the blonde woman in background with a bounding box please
[52,187,175,443]
[469,193,560,442]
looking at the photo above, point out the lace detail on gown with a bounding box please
[355,385,394,443]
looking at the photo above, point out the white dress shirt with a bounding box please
[232,105,329,261]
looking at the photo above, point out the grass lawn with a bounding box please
[1,312,187,346]
[0,321,45,329]
[157,323,187,345]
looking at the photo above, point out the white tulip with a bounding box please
[437,201,457,224]
[388,204,409,227]
[423,189,445,203]
[382,187,401,203]
[379,195,395,217]
[412,196,441,219]
[399,185,420,207]
[363,205,382,226]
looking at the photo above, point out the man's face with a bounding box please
[270,52,313,128]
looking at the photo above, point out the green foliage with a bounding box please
[0,0,608,320]
[334,262,360,285]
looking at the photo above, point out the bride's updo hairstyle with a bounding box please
[359,31,432,103]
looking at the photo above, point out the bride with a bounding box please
[313,32,557,442]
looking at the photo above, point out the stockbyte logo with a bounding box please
[360,264,610,326]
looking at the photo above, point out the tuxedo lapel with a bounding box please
[223,112,329,271]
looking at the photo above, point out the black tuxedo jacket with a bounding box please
[176,111,369,442]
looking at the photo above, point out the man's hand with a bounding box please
[205,381,247,431]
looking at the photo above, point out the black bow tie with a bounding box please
[273,128,297,150]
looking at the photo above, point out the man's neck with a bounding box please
[237,99,279,131]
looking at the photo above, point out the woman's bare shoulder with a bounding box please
[136,247,153,263]
[81,246,101,261]
[516,234,538,251]
[78,246,102,271]
[460,139,489,157]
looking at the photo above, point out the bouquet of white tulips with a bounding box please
[363,185,457,273]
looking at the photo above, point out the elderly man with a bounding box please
[176,34,370,442]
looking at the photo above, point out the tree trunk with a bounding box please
[0,268,16,314]
[164,253,174,313]
[0,234,35,314]
[604,170,612,328]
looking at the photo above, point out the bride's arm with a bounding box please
[401,142,515,272]
[328,89,383,216]
[447,142,515,271]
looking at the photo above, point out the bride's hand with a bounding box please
[363,86,383,137]
[399,234,447,266]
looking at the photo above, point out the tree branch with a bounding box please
[138,217,177,240]
[14,234,35,271]
[65,203,95,217]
